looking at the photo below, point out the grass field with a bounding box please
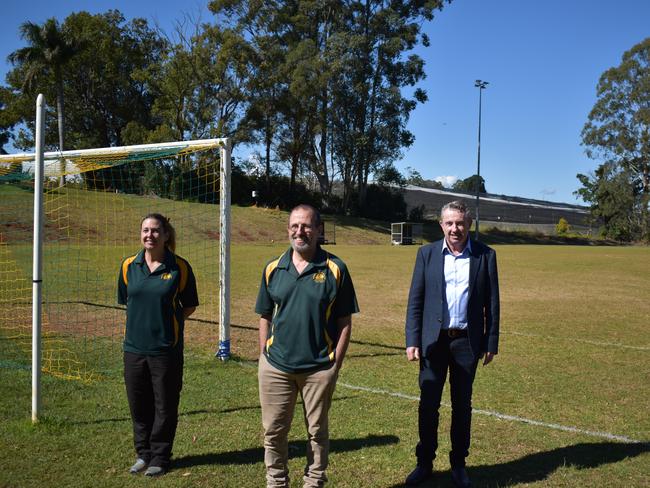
[1,187,649,487]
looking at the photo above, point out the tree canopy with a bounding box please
[453,174,486,194]
[7,18,78,183]
[2,3,451,215]
[579,36,650,241]
[209,0,448,212]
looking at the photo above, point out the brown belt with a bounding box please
[446,328,468,339]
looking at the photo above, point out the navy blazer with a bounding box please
[405,238,500,360]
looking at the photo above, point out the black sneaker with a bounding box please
[405,465,433,485]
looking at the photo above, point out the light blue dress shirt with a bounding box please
[441,239,471,330]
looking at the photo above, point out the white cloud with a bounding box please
[434,175,459,188]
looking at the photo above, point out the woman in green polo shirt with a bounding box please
[117,213,199,477]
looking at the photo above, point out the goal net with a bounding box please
[0,139,231,383]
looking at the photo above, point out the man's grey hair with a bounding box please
[289,204,322,227]
[440,200,472,220]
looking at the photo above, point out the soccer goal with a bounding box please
[0,95,231,421]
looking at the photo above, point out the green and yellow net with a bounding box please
[0,140,226,381]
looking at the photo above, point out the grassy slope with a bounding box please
[1,185,649,487]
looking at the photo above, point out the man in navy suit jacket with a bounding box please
[404,200,499,488]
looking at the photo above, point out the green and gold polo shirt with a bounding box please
[255,246,359,373]
[118,248,198,355]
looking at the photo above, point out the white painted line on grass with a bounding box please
[505,330,650,351]
[236,359,645,444]
[338,382,644,444]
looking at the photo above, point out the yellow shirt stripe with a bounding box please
[324,254,342,359]
[175,256,189,293]
[121,254,137,285]
[265,255,283,285]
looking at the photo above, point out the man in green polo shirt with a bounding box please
[256,204,359,488]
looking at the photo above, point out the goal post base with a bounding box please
[215,340,231,361]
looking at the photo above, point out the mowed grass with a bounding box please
[1,185,649,486]
[1,242,649,487]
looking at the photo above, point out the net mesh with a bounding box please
[0,141,224,381]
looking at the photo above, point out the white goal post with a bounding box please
[0,95,232,422]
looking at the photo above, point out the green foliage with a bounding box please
[402,169,447,189]
[556,217,570,235]
[581,37,650,241]
[2,3,451,216]
[6,17,79,184]
[4,11,167,152]
[375,163,405,186]
[453,174,486,193]
[0,88,15,153]
[576,163,643,241]
[418,179,445,190]
[209,0,449,212]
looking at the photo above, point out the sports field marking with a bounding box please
[337,382,644,444]
[505,330,650,351]
[235,359,644,444]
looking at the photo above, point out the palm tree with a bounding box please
[8,18,77,185]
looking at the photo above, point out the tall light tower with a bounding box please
[474,79,488,240]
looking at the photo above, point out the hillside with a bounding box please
[4,182,616,247]
[0,183,393,246]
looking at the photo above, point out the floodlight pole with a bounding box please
[32,94,45,423]
[474,80,488,240]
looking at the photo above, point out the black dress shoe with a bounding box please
[450,467,471,488]
[405,465,433,485]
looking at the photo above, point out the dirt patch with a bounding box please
[236,228,256,241]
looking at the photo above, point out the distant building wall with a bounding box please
[403,185,591,228]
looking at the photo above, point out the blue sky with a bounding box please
[2,0,650,204]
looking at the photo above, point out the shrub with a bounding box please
[556,217,571,235]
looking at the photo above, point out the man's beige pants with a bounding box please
[258,354,339,488]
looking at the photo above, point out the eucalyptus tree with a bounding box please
[329,0,447,209]
[209,0,450,211]
[581,37,650,240]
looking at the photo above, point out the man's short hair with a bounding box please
[289,204,322,228]
[440,200,472,220]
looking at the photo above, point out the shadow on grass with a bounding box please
[173,433,399,468]
[351,339,403,351]
[388,441,649,487]
[348,352,403,359]
[182,395,356,417]
[68,396,356,426]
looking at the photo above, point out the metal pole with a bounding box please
[474,80,488,240]
[32,94,45,423]
[216,139,231,360]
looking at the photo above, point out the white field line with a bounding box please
[337,382,645,444]
[235,360,644,444]
[505,330,650,351]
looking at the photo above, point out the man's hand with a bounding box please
[482,352,496,366]
[406,347,420,361]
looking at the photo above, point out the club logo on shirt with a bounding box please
[161,273,172,280]
[313,271,326,283]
